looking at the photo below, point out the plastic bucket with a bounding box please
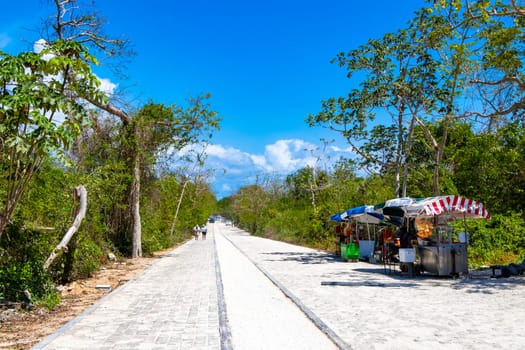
[399,248,416,263]
[359,240,375,258]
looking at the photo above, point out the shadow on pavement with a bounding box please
[262,251,525,292]
[321,280,421,288]
[348,267,525,291]
[262,251,342,264]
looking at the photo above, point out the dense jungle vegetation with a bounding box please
[0,0,219,305]
[1,0,524,307]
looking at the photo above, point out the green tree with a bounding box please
[39,0,221,257]
[308,2,518,197]
[324,157,360,213]
[230,183,271,234]
[128,97,219,257]
[452,120,525,214]
[307,23,446,197]
[459,0,524,122]
[73,97,220,257]
[165,146,208,237]
[0,40,107,238]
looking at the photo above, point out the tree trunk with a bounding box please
[86,95,143,257]
[170,179,189,237]
[44,186,87,270]
[0,216,7,240]
[131,150,142,258]
[432,163,440,196]
[432,118,450,196]
[309,182,317,215]
[394,104,406,198]
[402,114,417,198]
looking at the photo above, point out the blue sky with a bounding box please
[1,0,425,198]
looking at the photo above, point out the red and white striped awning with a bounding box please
[414,195,490,219]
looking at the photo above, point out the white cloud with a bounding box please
[206,138,350,176]
[330,145,353,153]
[166,138,356,198]
[33,39,55,61]
[263,139,318,172]
[265,140,294,172]
[97,77,118,96]
[206,144,229,158]
[203,140,314,174]
[207,144,251,164]
[206,139,358,198]
[33,38,46,53]
[250,154,267,168]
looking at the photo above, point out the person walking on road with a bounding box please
[201,224,207,240]
[193,224,200,240]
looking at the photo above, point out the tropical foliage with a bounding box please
[224,0,525,267]
[0,1,219,305]
[1,0,524,307]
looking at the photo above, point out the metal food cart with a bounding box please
[377,195,490,276]
[406,195,490,276]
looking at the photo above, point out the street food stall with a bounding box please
[408,195,490,276]
[376,195,490,276]
[331,195,490,276]
[330,208,359,260]
[373,197,419,268]
[330,205,382,261]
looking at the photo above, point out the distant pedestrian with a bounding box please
[193,224,200,240]
[201,224,207,240]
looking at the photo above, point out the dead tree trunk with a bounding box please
[170,179,189,237]
[130,150,142,258]
[43,186,87,270]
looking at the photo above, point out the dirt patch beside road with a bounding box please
[0,248,173,350]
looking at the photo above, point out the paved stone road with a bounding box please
[214,225,337,350]
[33,234,221,350]
[33,223,525,350]
[222,226,525,350]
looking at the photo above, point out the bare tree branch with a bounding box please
[471,76,525,90]
[43,186,87,270]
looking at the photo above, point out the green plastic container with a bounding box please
[346,243,360,260]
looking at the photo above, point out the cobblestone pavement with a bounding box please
[224,226,525,350]
[33,224,525,350]
[33,235,220,350]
